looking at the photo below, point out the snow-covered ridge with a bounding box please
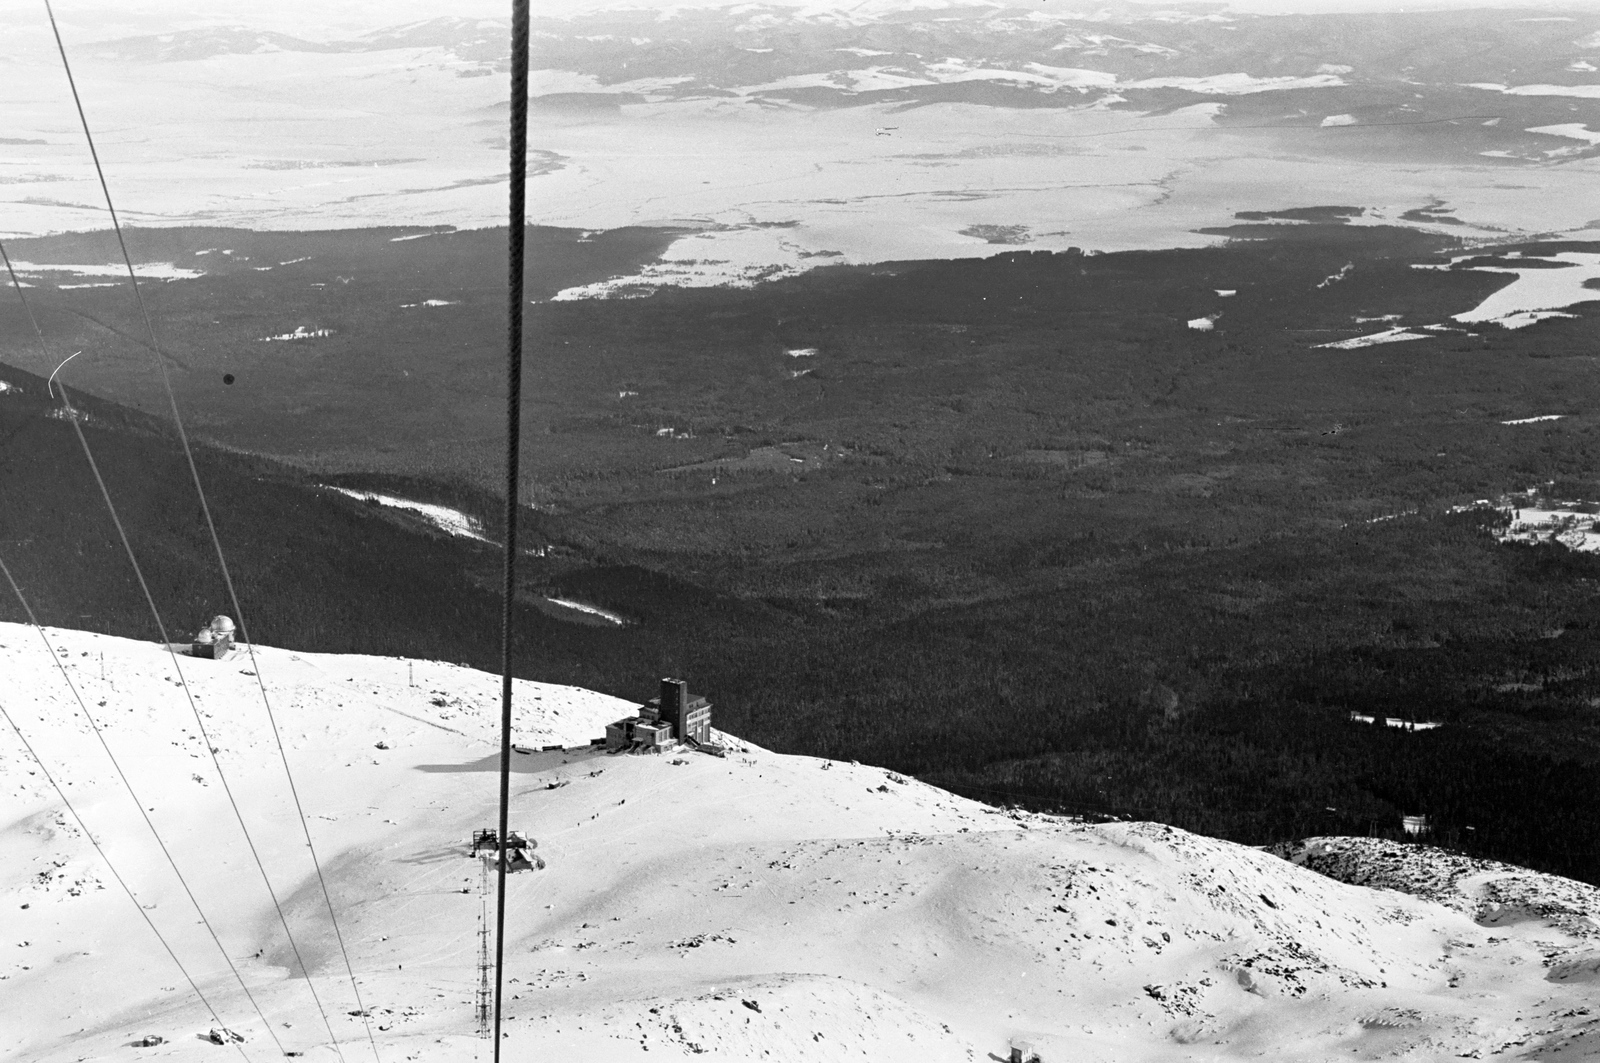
[4,624,1598,1062]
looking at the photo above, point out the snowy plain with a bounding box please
[1310,249,1600,349]
[6,7,1600,300]
[3,625,1599,1061]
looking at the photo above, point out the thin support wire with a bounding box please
[496,2,531,1059]
[41,5,378,1058]
[2,235,342,1059]
[0,555,261,1062]
[2,246,290,1053]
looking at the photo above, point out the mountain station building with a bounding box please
[605,678,712,751]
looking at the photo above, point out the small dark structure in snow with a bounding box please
[191,615,235,659]
[471,828,537,871]
[605,677,713,751]
[472,828,529,854]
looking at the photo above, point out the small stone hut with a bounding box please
[192,615,236,659]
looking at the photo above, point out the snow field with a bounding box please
[1315,250,1600,351]
[1314,327,1433,349]
[321,487,491,543]
[1501,505,1600,552]
[1450,252,1600,326]
[259,326,335,342]
[1,262,204,282]
[542,597,627,625]
[2,625,1598,1061]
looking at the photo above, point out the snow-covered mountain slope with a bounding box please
[1274,836,1600,942]
[2,622,1597,1061]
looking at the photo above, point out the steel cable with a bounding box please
[3,226,344,1059]
[494,3,531,1059]
[41,4,381,1058]
[0,554,264,1061]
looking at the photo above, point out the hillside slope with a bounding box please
[2,624,1597,1062]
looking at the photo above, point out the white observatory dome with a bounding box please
[210,615,236,635]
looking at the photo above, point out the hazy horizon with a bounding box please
[3,0,1595,39]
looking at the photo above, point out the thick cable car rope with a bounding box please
[41,3,380,1058]
[0,558,258,1062]
[495,2,531,1058]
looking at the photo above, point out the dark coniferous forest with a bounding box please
[3,222,1599,886]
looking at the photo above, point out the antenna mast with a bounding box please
[476,858,492,1040]
[494,1,531,1060]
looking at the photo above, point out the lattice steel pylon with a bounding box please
[475,856,491,1039]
